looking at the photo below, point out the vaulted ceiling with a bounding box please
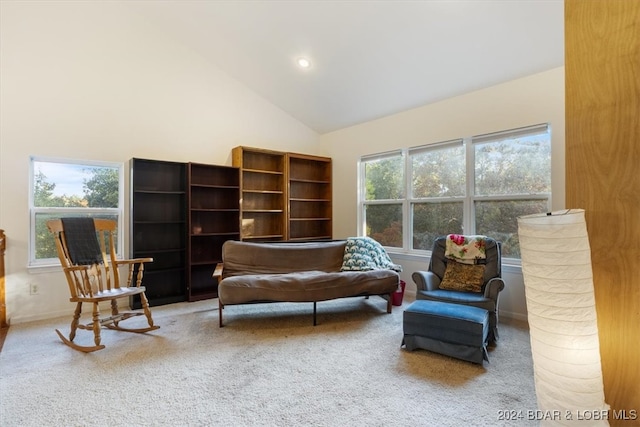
[126,1,564,134]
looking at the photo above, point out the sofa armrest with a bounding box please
[213,263,224,284]
[484,277,505,302]
[412,271,441,292]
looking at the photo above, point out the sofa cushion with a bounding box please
[219,269,399,305]
[417,289,495,312]
[221,240,347,277]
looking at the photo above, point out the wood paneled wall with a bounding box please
[0,230,6,328]
[565,0,640,422]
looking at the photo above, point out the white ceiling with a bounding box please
[127,0,565,134]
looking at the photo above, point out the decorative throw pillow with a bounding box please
[439,261,486,293]
[341,237,402,272]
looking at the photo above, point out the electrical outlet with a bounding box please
[29,283,39,295]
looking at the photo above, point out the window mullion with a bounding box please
[404,148,411,252]
[464,138,475,235]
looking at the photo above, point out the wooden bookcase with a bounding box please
[129,151,331,306]
[187,163,240,301]
[130,158,187,308]
[233,146,332,242]
[287,153,332,241]
[232,146,287,241]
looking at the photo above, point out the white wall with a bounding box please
[321,67,566,321]
[0,1,319,323]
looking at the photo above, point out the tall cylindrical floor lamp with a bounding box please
[518,209,609,426]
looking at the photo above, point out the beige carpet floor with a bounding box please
[0,297,537,426]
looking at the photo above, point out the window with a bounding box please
[361,151,404,248]
[410,140,465,252]
[29,157,124,266]
[472,126,551,258]
[359,124,551,260]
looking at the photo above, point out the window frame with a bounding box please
[358,124,551,262]
[29,156,125,268]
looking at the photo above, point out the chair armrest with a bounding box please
[212,263,224,284]
[114,258,153,287]
[412,270,441,292]
[484,277,505,302]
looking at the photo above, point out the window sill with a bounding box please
[28,263,62,274]
[387,249,522,274]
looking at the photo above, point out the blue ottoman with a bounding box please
[402,300,489,364]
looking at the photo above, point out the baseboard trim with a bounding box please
[0,326,8,354]
[9,300,130,325]
[499,310,529,327]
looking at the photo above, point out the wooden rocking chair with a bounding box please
[47,218,159,352]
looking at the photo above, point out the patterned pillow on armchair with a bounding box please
[439,260,485,293]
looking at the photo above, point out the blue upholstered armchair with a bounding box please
[411,236,505,343]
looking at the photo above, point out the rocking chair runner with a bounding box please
[47,218,159,352]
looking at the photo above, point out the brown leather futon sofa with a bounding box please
[213,240,400,327]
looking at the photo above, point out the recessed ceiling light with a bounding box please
[296,57,311,69]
